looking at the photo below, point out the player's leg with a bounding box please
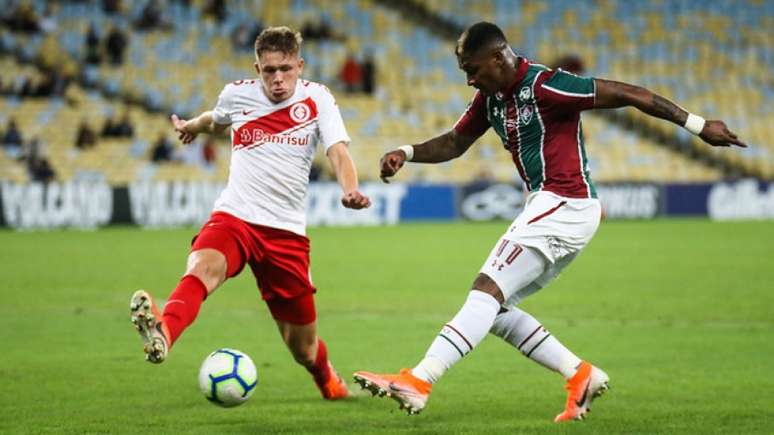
[268,295,349,400]
[487,250,583,379]
[254,225,348,399]
[486,248,609,422]
[353,244,546,414]
[130,214,245,363]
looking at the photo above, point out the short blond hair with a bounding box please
[254,26,303,57]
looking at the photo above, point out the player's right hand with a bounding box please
[379,149,407,183]
[171,114,197,144]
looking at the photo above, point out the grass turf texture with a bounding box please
[1,219,772,434]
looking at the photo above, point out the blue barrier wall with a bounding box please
[1,180,772,229]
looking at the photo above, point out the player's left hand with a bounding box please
[171,114,197,144]
[341,191,371,209]
[699,120,747,148]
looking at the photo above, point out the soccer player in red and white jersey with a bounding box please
[354,22,745,420]
[129,26,371,400]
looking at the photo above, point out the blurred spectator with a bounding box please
[75,120,97,149]
[1,70,69,98]
[28,156,56,183]
[102,111,134,138]
[361,53,376,94]
[135,0,171,31]
[301,18,337,41]
[101,115,119,137]
[39,2,58,34]
[340,54,362,94]
[24,136,43,162]
[231,20,263,52]
[550,54,585,75]
[2,118,24,158]
[115,112,134,137]
[309,160,322,182]
[102,0,123,15]
[84,22,102,65]
[2,118,23,148]
[105,25,128,66]
[151,133,174,162]
[202,137,216,167]
[4,3,40,33]
[202,0,227,23]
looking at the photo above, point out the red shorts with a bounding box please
[191,212,317,324]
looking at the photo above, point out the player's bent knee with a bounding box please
[186,249,227,291]
[472,273,505,304]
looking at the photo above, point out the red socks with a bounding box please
[308,338,331,384]
[162,275,207,346]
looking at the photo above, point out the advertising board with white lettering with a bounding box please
[0,179,770,229]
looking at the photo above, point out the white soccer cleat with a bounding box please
[554,361,610,422]
[130,290,170,364]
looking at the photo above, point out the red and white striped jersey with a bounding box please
[210,78,350,235]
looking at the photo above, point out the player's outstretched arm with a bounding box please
[379,130,477,183]
[326,142,371,210]
[170,112,229,144]
[593,79,746,148]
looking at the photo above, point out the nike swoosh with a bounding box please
[242,109,254,115]
[575,379,591,407]
[389,383,421,397]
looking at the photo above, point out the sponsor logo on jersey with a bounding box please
[289,102,312,123]
[238,128,310,147]
[518,86,531,101]
[233,97,318,149]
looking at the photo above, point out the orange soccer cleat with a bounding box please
[353,369,432,415]
[554,361,610,422]
[317,362,350,400]
[130,290,171,364]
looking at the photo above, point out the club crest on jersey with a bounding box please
[518,86,532,102]
[519,104,534,125]
[289,102,312,123]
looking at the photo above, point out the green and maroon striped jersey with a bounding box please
[453,58,597,199]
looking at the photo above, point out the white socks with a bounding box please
[412,290,501,383]
[490,306,581,379]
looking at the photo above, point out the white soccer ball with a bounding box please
[198,348,258,407]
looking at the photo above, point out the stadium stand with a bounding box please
[409,0,774,178]
[0,0,768,184]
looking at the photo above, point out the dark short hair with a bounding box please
[455,21,507,57]
[254,26,302,57]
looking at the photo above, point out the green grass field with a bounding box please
[1,219,773,434]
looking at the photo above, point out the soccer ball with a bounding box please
[198,348,258,407]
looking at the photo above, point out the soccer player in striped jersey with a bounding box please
[354,22,745,421]
[130,26,371,401]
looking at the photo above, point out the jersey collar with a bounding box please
[495,57,529,101]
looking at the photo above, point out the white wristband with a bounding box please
[398,145,414,161]
[684,113,706,136]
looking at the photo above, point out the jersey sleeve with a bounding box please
[453,91,490,139]
[538,69,596,112]
[315,87,351,151]
[211,84,234,125]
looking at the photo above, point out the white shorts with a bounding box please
[479,190,601,306]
